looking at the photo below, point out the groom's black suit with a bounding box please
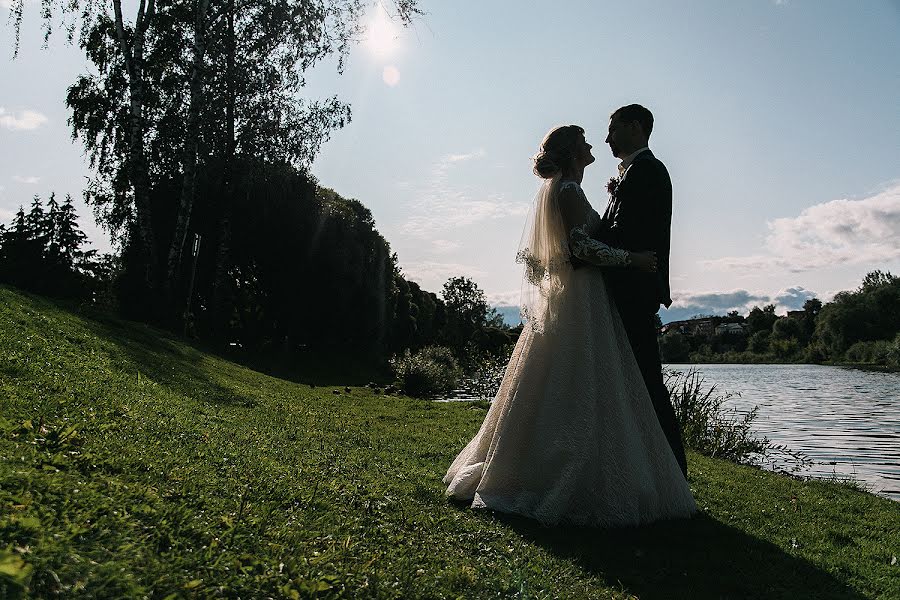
[597,149,688,476]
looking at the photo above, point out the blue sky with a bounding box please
[2,0,898,322]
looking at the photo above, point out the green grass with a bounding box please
[1,285,898,599]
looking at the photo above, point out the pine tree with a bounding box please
[25,195,50,257]
[0,223,7,274]
[55,194,90,270]
[0,206,31,287]
[45,192,63,268]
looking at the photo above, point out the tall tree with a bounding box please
[442,276,491,351]
[12,0,421,322]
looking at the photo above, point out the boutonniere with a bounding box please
[606,176,620,199]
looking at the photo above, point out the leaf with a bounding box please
[183,579,202,589]
[0,549,33,585]
[12,516,40,531]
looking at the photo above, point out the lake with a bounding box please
[666,364,900,501]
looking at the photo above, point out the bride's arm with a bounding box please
[557,184,656,271]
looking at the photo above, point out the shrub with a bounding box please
[390,346,461,398]
[888,333,900,367]
[844,340,894,365]
[463,345,514,401]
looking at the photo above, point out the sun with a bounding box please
[364,3,400,59]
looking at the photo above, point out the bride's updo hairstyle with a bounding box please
[532,125,585,179]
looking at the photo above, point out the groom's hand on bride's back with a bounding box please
[629,250,658,272]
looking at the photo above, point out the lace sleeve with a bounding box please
[556,182,630,268]
[570,224,631,267]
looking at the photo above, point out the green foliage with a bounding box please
[843,338,900,367]
[772,316,803,341]
[0,194,107,301]
[666,369,767,464]
[748,330,771,354]
[813,271,900,363]
[0,287,898,599]
[670,271,900,368]
[746,304,778,335]
[390,346,462,398]
[458,345,515,401]
[441,276,495,352]
[659,331,690,362]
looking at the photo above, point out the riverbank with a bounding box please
[2,287,898,598]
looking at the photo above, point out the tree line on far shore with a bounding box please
[659,271,900,369]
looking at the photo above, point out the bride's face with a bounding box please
[574,136,595,169]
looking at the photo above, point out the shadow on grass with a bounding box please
[222,346,391,387]
[4,285,392,391]
[73,301,388,391]
[477,510,865,600]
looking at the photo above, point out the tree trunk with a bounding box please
[211,0,236,342]
[166,0,211,305]
[113,0,158,292]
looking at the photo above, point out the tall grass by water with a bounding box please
[1,286,898,598]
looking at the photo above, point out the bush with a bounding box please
[844,339,894,365]
[462,345,514,401]
[659,331,690,362]
[666,369,764,463]
[390,346,461,398]
[888,333,900,367]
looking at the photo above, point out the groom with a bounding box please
[598,104,688,477]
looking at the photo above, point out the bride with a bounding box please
[443,125,697,527]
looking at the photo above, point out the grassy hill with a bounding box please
[1,285,898,599]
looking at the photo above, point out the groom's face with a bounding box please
[605,118,636,159]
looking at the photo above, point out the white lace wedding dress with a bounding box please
[443,180,696,527]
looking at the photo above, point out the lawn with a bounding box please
[1,285,897,599]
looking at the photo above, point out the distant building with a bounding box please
[661,317,717,337]
[715,322,748,336]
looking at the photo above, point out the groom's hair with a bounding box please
[611,104,654,138]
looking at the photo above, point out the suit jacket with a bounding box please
[596,149,673,316]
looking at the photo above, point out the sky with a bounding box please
[1,0,899,323]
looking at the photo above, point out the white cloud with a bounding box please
[400,261,487,289]
[771,286,819,310]
[431,239,460,253]
[660,285,825,322]
[12,175,41,184]
[485,289,521,307]
[402,150,528,237]
[485,284,831,324]
[447,149,487,163]
[704,182,900,273]
[0,107,49,131]
[667,289,771,315]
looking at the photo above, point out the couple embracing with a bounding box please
[444,104,697,528]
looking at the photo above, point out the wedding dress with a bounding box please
[443,179,696,527]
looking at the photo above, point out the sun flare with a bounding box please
[364,3,400,59]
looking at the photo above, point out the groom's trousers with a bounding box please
[619,309,688,477]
